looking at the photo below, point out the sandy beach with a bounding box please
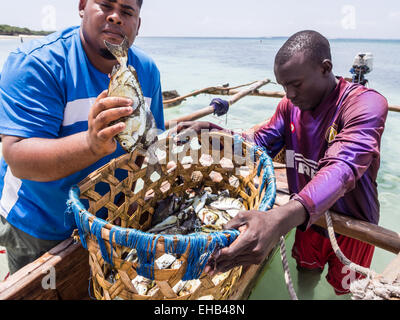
[0,35,44,41]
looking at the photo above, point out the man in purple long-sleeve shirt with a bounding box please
[174,30,388,295]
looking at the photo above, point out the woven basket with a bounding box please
[68,132,276,300]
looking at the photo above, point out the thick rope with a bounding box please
[325,211,400,300]
[324,211,376,278]
[279,210,400,300]
[279,236,298,300]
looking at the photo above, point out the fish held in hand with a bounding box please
[105,37,161,175]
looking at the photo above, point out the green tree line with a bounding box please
[0,24,53,36]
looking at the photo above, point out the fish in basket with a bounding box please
[67,132,276,300]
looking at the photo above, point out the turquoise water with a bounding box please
[1,36,399,299]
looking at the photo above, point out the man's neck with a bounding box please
[80,30,116,75]
[325,75,340,99]
[317,75,340,108]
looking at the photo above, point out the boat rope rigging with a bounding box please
[279,211,400,300]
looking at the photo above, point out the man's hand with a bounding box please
[86,90,134,157]
[205,210,281,274]
[205,200,308,275]
[1,90,136,182]
[169,121,213,142]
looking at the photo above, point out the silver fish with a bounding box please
[105,37,160,175]
[147,215,178,233]
[131,275,154,296]
[209,197,245,218]
[155,254,177,269]
[125,248,138,263]
[197,208,230,229]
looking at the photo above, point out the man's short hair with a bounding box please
[137,0,143,8]
[275,30,332,66]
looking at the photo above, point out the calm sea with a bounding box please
[0,36,399,300]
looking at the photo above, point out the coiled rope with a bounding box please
[325,212,400,300]
[279,210,400,300]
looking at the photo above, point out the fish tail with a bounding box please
[104,36,129,63]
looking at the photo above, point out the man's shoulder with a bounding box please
[345,84,388,115]
[129,45,159,73]
[17,26,79,57]
[0,26,80,92]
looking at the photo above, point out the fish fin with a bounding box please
[104,36,129,63]
[110,64,120,77]
[128,65,140,83]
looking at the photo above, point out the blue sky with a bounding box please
[1,0,399,39]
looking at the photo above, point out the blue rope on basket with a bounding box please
[66,135,276,281]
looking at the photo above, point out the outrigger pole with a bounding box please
[164,78,271,130]
[163,82,400,113]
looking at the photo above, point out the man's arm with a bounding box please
[172,99,286,157]
[207,92,388,274]
[293,91,388,229]
[2,91,134,182]
[206,200,307,274]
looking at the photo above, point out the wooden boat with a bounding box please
[1,79,399,300]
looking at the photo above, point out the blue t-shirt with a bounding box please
[0,26,164,240]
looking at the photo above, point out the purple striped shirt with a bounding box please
[253,77,388,232]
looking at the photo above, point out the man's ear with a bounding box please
[136,17,142,36]
[321,59,333,76]
[79,0,88,13]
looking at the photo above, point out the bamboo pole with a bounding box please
[389,105,400,113]
[314,212,400,254]
[163,81,259,107]
[164,86,400,113]
[206,88,285,99]
[164,78,271,130]
[274,191,400,254]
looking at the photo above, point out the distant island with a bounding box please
[0,24,53,36]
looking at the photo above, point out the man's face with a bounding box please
[274,52,329,111]
[79,0,141,59]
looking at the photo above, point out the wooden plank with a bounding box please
[0,238,90,300]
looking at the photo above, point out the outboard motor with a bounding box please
[349,52,373,86]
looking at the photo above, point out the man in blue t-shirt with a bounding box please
[0,0,165,274]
